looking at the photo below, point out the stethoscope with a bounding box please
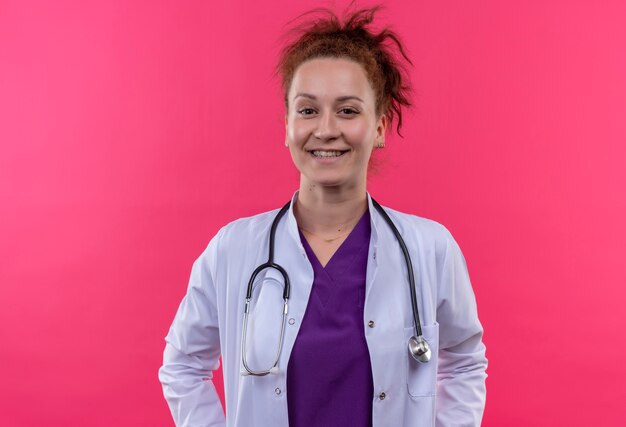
[241,197,431,376]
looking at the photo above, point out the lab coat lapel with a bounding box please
[274,191,315,371]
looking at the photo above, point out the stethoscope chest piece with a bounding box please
[408,335,431,363]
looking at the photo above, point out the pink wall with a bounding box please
[1,0,625,425]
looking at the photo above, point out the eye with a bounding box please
[297,108,316,116]
[339,107,359,115]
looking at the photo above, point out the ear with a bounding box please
[376,114,388,146]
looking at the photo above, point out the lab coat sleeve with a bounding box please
[435,231,488,427]
[158,231,226,427]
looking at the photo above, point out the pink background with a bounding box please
[1,0,625,425]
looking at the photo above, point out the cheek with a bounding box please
[288,121,313,145]
[347,121,375,144]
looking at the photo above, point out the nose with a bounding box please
[313,110,340,140]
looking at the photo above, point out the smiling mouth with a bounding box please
[308,150,349,158]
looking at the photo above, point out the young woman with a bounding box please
[159,5,487,427]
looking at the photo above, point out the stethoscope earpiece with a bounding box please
[408,335,431,363]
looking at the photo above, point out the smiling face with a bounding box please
[285,57,387,190]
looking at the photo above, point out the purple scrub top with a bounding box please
[287,209,373,427]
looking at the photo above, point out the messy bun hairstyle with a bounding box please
[275,3,413,137]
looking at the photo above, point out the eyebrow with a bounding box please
[293,92,364,103]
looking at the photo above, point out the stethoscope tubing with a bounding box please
[370,198,424,338]
[241,197,428,376]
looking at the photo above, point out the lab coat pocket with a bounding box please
[404,322,439,397]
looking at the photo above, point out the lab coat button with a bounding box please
[378,392,386,400]
[288,318,296,325]
[275,387,282,395]
[373,251,377,260]
[368,320,375,328]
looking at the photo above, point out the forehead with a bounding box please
[289,57,374,101]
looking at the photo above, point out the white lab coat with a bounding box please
[159,191,488,427]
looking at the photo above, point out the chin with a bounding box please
[306,176,351,188]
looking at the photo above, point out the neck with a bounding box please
[294,179,368,236]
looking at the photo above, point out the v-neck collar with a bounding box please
[298,208,370,271]
[284,191,382,266]
[298,209,371,310]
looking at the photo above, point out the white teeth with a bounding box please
[312,150,345,158]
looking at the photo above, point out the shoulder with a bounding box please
[198,207,282,261]
[381,205,454,242]
[377,204,458,257]
[220,208,280,239]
